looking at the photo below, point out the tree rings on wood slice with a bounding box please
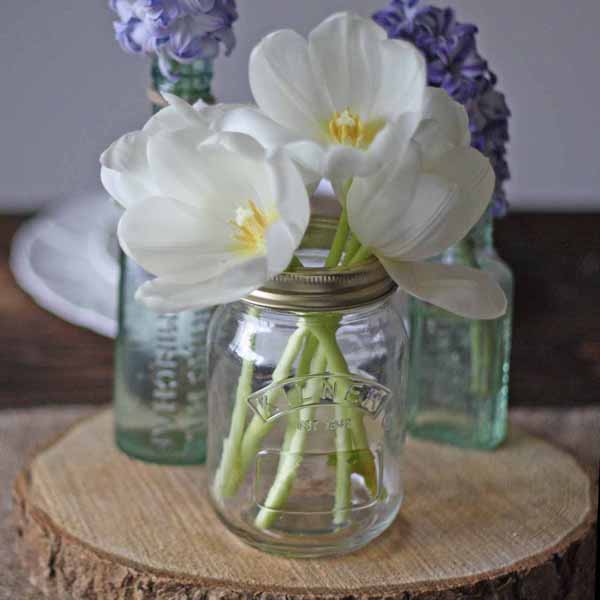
[13,410,597,599]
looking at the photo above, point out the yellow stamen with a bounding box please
[328,108,384,149]
[230,200,278,255]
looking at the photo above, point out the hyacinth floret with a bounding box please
[109,0,237,80]
[374,0,511,216]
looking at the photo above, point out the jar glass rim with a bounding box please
[242,217,397,312]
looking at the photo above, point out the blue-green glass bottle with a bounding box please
[408,210,514,449]
[113,58,214,465]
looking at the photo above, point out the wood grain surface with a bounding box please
[2,213,600,411]
[13,410,598,600]
[1,407,98,600]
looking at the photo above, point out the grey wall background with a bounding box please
[1,1,599,212]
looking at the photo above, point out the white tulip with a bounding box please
[101,96,311,314]
[100,93,234,209]
[118,127,310,312]
[101,94,319,207]
[114,130,310,313]
[101,94,311,313]
[347,89,507,320]
[223,12,426,185]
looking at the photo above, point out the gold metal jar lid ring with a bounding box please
[242,218,397,312]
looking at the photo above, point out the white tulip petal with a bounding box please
[163,93,210,125]
[412,121,455,166]
[323,127,391,182]
[100,131,156,208]
[375,173,460,259]
[100,131,149,173]
[143,102,209,138]
[379,258,507,320]
[192,99,247,124]
[414,89,471,165]
[348,143,494,262]
[284,140,326,183]
[203,132,293,218]
[219,110,321,188]
[308,12,384,117]
[250,29,332,140]
[364,112,420,169]
[347,142,421,250]
[421,88,471,148]
[147,128,224,211]
[245,14,430,182]
[148,129,270,221]
[219,106,299,150]
[100,166,156,210]
[100,96,220,209]
[114,127,311,314]
[324,113,417,183]
[399,147,495,260]
[268,149,311,246]
[117,195,238,283]
[323,145,371,183]
[265,220,298,276]
[136,257,269,313]
[142,106,188,136]
[370,39,427,121]
[209,130,269,163]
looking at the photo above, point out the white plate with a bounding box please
[10,193,121,338]
[8,182,340,339]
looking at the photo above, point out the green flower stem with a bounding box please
[308,322,353,524]
[231,326,308,493]
[325,206,350,269]
[307,321,370,453]
[342,234,361,266]
[280,334,320,451]
[218,179,379,525]
[333,418,353,524]
[348,245,373,266]
[307,319,375,524]
[218,326,307,497]
[325,179,354,270]
[344,234,359,254]
[288,256,304,271]
[213,314,257,497]
[254,335,326,529]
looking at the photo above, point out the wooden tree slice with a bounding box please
[13,411,597,600]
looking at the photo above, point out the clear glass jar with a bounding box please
[113,58,214,464]
[207,219,409,557]
[408,210,514,449]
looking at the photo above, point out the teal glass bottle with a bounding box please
[113,58,214,465]
[407,210,513,449]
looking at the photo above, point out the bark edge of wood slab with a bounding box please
[12,410,597,600]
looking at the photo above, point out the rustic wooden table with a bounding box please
[0,213,599,598]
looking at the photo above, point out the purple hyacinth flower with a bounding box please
[181,0,217,13]
[109,0,238,78]
[145,0,181,28]
[374,0,511,217]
